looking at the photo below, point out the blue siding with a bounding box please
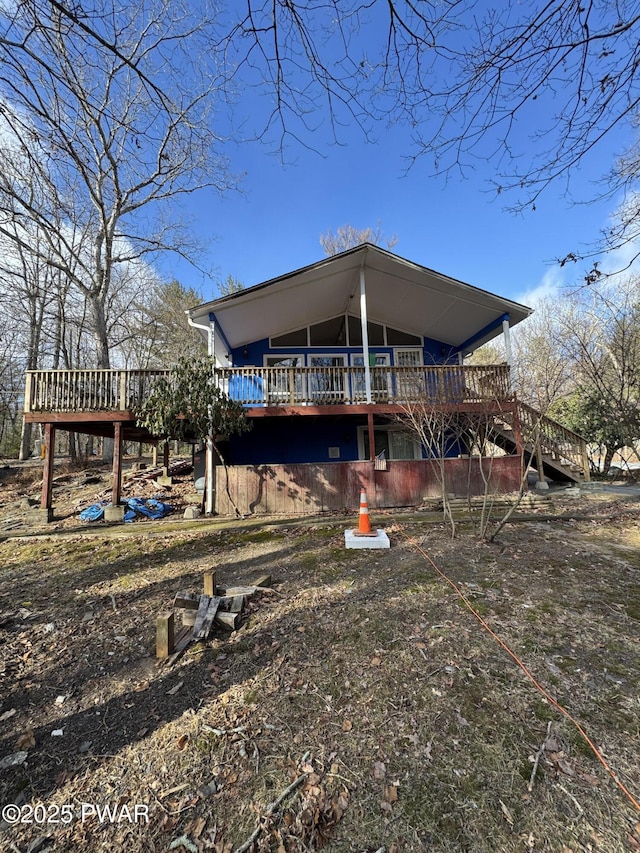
[225,416,367,464]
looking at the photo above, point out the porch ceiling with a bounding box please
[188,244,531,351]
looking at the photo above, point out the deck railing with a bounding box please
[24,364,512,413]
[24,369,171,414]
[517,400,590,476]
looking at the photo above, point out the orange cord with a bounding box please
[396,524,640,813]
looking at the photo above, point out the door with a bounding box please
[308,355,346,402]
[265,355,304,404]
[350,353,390,401]
[394,348,424,400]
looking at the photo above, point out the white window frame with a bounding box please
[349,352,391,401]
[263,353,306,404]
[357,425,422,461]
[308,353,347,402]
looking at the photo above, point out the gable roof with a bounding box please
[188,244,532,353]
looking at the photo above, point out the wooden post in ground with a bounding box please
[112,422,123,506]
[156,611,175,658]
[367,411,375,462]
[535,434,548,490]
[203,570,216,597]
[41,424,55,516]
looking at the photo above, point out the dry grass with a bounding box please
[0,492,639,852]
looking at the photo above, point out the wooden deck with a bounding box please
[23,364,512,416]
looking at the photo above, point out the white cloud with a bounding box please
[516,264,566,307]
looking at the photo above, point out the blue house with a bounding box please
[24,244,590,518]
[185,244,538,514]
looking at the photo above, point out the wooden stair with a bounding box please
[488,402,589,484]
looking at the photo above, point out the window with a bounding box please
[347,315,385,346]
[358,426,422,460]
[350,353,390,401]
[264,355,305,403]
[271,328,308,347]
[309,316,347,346]
[270,315,423,348]
[308,355,346,401]
[386,326,422,346]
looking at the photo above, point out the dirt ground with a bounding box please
[0,461,639,852]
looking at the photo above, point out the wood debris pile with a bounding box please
[156,571,272,666]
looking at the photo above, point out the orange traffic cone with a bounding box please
[354,488,376,536]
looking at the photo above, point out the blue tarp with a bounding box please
[78,497,173,523]
[123,497,173,522]
[228,374,263,402]
[79,501,108,521]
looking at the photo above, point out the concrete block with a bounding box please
[183,506,201,520]
[104,505,125,523]
[344,529,390,549]
[30,507,53,524]
[157,475,173,486]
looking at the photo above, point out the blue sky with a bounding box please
[157,11,637,311]
[161,123,631,310]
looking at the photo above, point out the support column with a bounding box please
[112,422,123,506]
[104,423,126,522]
[360,265,372,404]
[40,423,55,521]
[367,411,376,462]
[205,436,215,515]
[535,434,549,491]
[502,317,513,391]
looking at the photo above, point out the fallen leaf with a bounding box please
[192,816,206,838]
[15,729,35,749]
[373,760,386,779]
[556,758,575,777]
[341,719,353,732]
[370,656,382,666]
[167,681,184,696]
[499,799,514,826]
[379,800,393,814]
[176,734,189,750]
[384,784,399,803]
[0,709,16,722]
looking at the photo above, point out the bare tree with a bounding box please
[0,0,235,370]
[222,1,640,265]
[115,278,207,369]
[320,223,398,256]
[556,278,640,473]
[510,299,574,415]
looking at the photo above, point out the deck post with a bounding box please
[205,435,215,515]
[40,423,55,520]
[112,422,123,506]
[580,438,591,482]
[359,264,373,404]
[502,318,513,391]
[367,411,376,462]
[534,434,548,490]
[24,371,33,414]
